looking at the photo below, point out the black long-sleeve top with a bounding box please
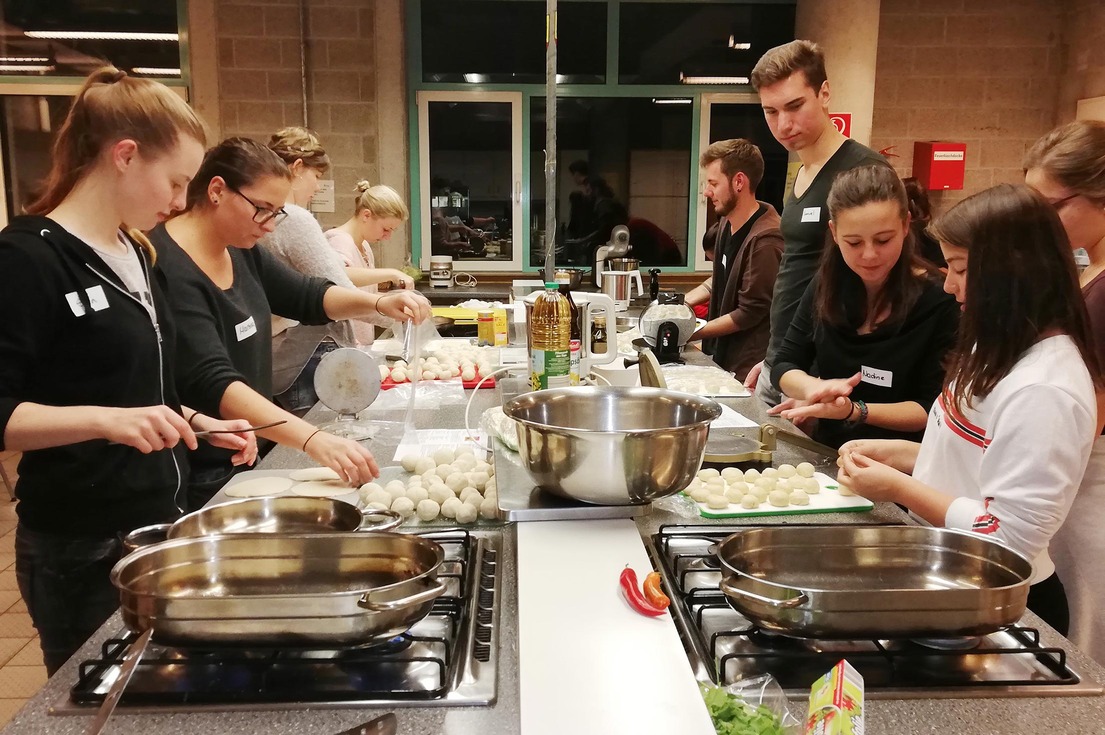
[152,225,333,474]
[770,276,960,448]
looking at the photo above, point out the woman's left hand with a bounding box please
[376,290,432,323]
[190,415,258,467]
[768,395,853,423]
[837,450,906,503]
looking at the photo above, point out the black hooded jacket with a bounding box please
[0,216,186,535]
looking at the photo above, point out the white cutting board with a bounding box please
[517,519,715,735]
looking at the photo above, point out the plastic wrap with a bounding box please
[700,675,799,735]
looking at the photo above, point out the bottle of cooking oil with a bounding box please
[529,282,572,390]
[557,284,582,385]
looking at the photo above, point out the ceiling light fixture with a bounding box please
[131,67,181,76]
[25,31,179,41]
[463,73,487,83]
[0,56,49,63]
[0,63,55,72]
[728,36,752,50]
[652,98,692,105]
[680,73,750,85]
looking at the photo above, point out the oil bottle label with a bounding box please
[530,348,571,390]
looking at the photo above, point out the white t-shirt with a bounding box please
[913,335,1097,583]
[90,234,157,325]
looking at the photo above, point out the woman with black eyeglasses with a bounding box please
[152,137,431,510]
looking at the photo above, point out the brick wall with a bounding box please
[214,0,381,230]
[1057,0,1105,122]
[869,0,1064,213]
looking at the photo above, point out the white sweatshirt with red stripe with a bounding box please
[913,335,1097,583]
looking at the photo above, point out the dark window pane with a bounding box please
[0,96,74,216]
[619,2,795,85]
[421,1,605,84]
[531,97,692,268]
[0,0,181,78]
[707,102,789,213]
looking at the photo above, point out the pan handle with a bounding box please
[358,579,448,612]
[720,576,808,609]
[358,509,403,532]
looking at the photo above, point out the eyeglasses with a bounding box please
[229,187,288,226]
[1047,192,1080,211]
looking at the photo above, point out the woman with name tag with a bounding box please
[152,137,431,511]
[1024,120,1105,661]
[0,68,257,673]
[767,165,959,448]
[838,183,1103,634]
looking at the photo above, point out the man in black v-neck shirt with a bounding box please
[746,40,887,405]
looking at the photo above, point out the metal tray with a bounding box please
[717,525,1033,639]
[111,532,446,647]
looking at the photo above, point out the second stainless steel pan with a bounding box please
[167,496,401,539]
[717,525,1033,639]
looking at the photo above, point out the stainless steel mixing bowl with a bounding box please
[503,386,722,505]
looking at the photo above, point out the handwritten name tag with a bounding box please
[861,365,893,387]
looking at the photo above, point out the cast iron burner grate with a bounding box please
[68,529,500,709]
[652,523,1100,699]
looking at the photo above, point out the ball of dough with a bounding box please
[365,489,392,507]
[379,365,391,382]
[453,455,477,472]
[743,468,761,481]
[754,476,776,490]
[416,499,441,522]
[479,497,498,520]
[838,483,856,497]
[461,368,476,382]
[419,370,435,381]
[455,503,478,524]
[467,471,491,490]
[724,486,745,503]
[750,486,769,502]
[390,367,408,383]
[789,489,810,506]
[740,494,760,509]
[441,497,464,519]
[706,494,729,510]
[445,472,468,492]
[436,369,452,380]
[367,501,391,512]
[775,478,792,493]
[414,456,436,475]
[727,481,750,496]
[360,481,384,497]
[803,477,821,494]
[777,464,797,478]
[697,468,721,480]
[405,486,429,504]
[486,462,495,478]
[720,467,744,482]
[689,487,712,503]
[459,486,483,504]
[431,448,456,465]
[473,459,492,474]
[385,480,407,498]
[762,467,779,479]
[390,496,416,517]
[705,477,726,490]
[686,478,703,493]
[796,462,816,478]
[400,455,419,472]
[435,464,456,480]
[428,486,454,505]
[455,445,477,458]
[768,489,790,507]
[393,359,407,369]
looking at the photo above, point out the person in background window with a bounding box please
[566,159,594,239]
[903,177,945,268]
[768,165,959,448]
[1024,119,1105,663]
[326,181,414,347]
[0,68,254,674]
[152,138,431,510]
[838,183,1103,635]
[566,176,629,265]
[743,40,888,405]
[684,139,783,380]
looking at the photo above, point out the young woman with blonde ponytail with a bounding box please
[0,67,255,674]
[326,180,414,346]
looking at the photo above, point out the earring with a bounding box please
[212,197,219,204]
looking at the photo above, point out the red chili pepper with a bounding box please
[642,571,670,611]
[619,567,666,617]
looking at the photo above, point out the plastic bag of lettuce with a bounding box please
[701,675,799,735]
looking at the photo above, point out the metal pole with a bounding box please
[543,0,557,283]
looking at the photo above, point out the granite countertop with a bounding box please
[5,373,1105,734]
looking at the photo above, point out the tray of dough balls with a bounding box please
[361,445,500,525]
[378,341,498,389]
[683,463,873,518]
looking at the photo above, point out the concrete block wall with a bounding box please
[214,0,381,232]
[868,0,1065,213]
[1057,0,1105,123]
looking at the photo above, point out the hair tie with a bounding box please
[111,69,127,83]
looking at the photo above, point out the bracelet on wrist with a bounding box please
[186,410,201,427]
[373,296,383,315]
[855,400,869,425]
[302,429,322,451]
[844,401,857,422]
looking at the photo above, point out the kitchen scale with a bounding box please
[312,347,382,441]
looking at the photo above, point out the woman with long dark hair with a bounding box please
[767,165,959,448]
[838,183,1103,634]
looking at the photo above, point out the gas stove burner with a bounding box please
[702,543,721,568]
[349,634,413,656]
[747,628,816,650]
[909,636,983,651]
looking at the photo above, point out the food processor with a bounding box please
[637,293,697,364]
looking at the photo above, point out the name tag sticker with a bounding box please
[801,206,821,223]
[721,254,728,269]
[65,291,86,317]
[85,285,109,312]
[861,365,893,387]
[235,316,258,342]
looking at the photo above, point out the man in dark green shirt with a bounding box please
[744,39,887,406]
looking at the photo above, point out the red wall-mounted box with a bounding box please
[912,141,967,190]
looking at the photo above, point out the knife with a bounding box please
[194,420,287,438]
[84,628,153,735]
[333,712,398,735]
